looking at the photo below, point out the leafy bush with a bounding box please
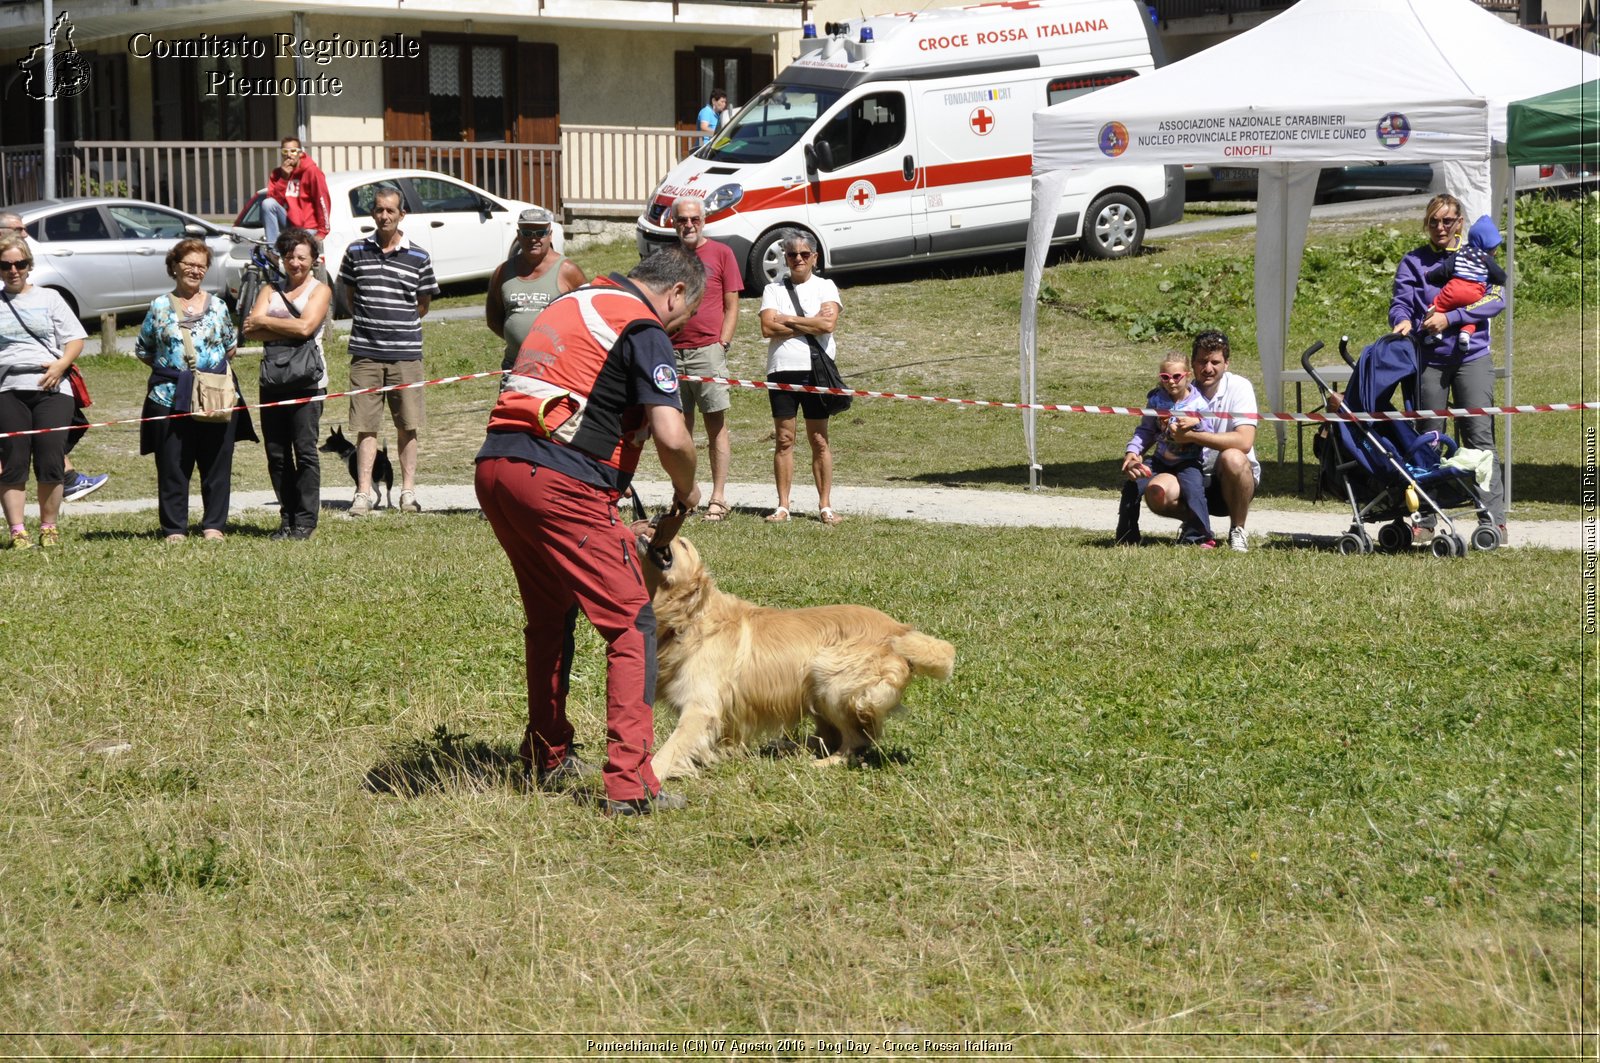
[1044,195,1596,342]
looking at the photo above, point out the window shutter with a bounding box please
[515,41,560,212]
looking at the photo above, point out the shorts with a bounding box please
[675,344,730,415]
[349,358,425,434]
[767,369,832,421]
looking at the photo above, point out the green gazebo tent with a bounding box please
[1499,78,1596,510]
[1506,78,1600,167]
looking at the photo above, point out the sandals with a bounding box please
[702,499,730,523]
[764,507,791,523]
[819,507,843,526]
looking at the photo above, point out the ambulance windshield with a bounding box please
[700,83,842,164]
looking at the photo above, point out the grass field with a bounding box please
[1,204,1594,1057]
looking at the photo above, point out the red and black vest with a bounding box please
[486,277,661,475]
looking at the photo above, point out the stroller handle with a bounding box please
[1297,340,1330,393]
[1338,335,1356,368]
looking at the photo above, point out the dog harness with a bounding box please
[487,276,659,475]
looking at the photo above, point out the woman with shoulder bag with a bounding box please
[0,233,86,549]
[244,228,330,541]
[758,232,846,526]
[134,238,255,543]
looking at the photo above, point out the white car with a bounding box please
[223,168,563,313]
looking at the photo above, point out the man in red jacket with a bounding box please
[263,137,331,244]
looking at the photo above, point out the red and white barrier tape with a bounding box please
[0,368,508,440]
[684,375,1600,423]
[3,367,1595,440]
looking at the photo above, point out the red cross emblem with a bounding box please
[846,179,876,211]
[970,107,995,136]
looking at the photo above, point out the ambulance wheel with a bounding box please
[1377,520,1410,553]
[746,227,812,291]
[1081,192,1145,260]
[1335,533,1365,556]
[1470,524,1501,551]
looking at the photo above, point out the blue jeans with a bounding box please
[262,196,288,244]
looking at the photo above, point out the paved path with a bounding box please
[57,478,1582,551]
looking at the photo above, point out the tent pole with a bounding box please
[1503,181,1515,515]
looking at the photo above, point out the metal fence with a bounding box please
[0,139,563,219]
[560,125,700,216]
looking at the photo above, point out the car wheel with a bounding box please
[745,227,813,291]
[1080,192,1145,260]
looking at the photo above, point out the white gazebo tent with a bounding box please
[1019,0,1599,491]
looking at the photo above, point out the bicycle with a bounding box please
[230,235,284,327]
[230,234,333,325]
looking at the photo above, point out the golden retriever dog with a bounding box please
[638,533,955,779]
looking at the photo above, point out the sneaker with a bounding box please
[7,529,33,550]
[1228,527,1249,553]
[269,525,295,542]
[62,471,109,502]
[38,526,60,548]
[349,491,375,517]
[536,752,598,792]
[1411,524,1436,546]
[600,790,687,816]
[398,490,421,514]
[289,526,315,541]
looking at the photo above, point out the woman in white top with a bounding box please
[244,228,331,541]
[758,233,844,525]
[0,233,86,549]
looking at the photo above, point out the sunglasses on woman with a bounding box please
[0,259,31,271]
[784,251,813,261]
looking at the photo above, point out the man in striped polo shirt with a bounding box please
[339,185,440,516]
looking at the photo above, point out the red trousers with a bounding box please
[1432,278,1486,334]
[475,457,662,802]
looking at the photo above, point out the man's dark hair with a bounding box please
[371,185,404,211]
[1192,330,1230,360]
[280,135,302,149]
[629,246,705,308]
[709,88,727,103]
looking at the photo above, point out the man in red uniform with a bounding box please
[263,136,332,244]
[475,248,704,815]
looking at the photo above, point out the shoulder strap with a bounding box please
[1,289,52,349]
[782,278,828,357]
[269,275,303,318]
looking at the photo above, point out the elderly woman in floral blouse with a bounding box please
[135,238,255,542]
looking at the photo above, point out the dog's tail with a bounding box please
[893,631,955,681]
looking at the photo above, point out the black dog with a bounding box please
[319,427,394,509]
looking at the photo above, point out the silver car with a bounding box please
[5,197,234,319]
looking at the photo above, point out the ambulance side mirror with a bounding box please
[807,140,834,175]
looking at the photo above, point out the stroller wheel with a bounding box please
[1470,524,1502,552]
[1377,521,1410,553]
[1431,533,1467,558]
[1336,533,1366,556]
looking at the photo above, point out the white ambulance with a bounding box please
[637,0,1183,289]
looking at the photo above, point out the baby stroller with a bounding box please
[1301,334,1500,557]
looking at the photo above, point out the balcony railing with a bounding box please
[0,139,563,218]
[561,125,701,215]
[0,131,692,219]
